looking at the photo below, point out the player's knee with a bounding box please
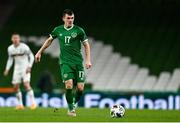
[77,84,84,91]
[14,85,20,92]
[24,82,31,90]
[65,80,73,89]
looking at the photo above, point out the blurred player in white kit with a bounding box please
[4,33,36,110]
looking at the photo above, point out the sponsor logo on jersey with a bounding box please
[59,34,63,36]
[71,32,77,38]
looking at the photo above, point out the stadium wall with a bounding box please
[0,92,180,110]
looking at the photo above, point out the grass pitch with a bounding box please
[0,107,180,122]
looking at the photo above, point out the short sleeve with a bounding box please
[79,28,88,43]
[50,27,58,39]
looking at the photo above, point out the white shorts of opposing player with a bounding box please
[12,69,31,84]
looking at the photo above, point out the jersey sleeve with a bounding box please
[5,47,13,71]
[79,28,88,43]
[24,44,34,68]
[50,27,58,39]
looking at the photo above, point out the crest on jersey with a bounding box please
[71,32,77,38]
[59,33,62,36]
[64,74,68,78]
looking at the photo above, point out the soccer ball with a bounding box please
[110,105,125,118]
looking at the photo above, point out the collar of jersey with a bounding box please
[13,43,21,48]
[64,24,74,31]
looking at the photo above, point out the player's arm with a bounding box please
[26,47,34,73]
[35,36,53,62]
[4,49,13,76]
[83,41,92,69]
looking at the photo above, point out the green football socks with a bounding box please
[74,90,83,103]
[65,89,74,111]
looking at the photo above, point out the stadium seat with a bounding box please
[87,41,103,65]
[86,44,112,84]
[94,53,120,90]
[141,76,157,92]
[45,39,60,58]
[152,72,171,92]
[104,57,130,90]
[129,68,149,91]
[117,64,139,91]
[165,69,180,92]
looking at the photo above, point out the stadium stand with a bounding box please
[106,57,130,91]
[165,69,180,92]
[20,36,180,92]
[1,0,180,92]
[117,64,139,91]
[141,76,157,92]
[152,72,171,92]
[129,68,149,91]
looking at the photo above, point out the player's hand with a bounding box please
[85,61,92,69]
[3,70,9,76]
[26,67,31,73]
[35,52,41,62]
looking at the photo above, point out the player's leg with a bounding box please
[74,65,86,105]
[65,79,75,112]
[23,73,36,109]
[12,71,24,109]
[13,83,24,110]
[74,83,84,104]
[61,64,76,116]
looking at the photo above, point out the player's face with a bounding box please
[11,34,20,46]
[63,14,74,27]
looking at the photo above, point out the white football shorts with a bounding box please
[12,70,31,84]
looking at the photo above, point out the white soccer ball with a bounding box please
[110,105,125,118]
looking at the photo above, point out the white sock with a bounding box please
[27,89,36,105]
[16,91,23,106]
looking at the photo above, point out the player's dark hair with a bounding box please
[62,9,74,17]
[12,33,20,36]
[11,33,20,38]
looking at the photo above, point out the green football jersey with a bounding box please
[50,25,88,65]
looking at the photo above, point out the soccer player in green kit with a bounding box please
[35,9,92,116]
